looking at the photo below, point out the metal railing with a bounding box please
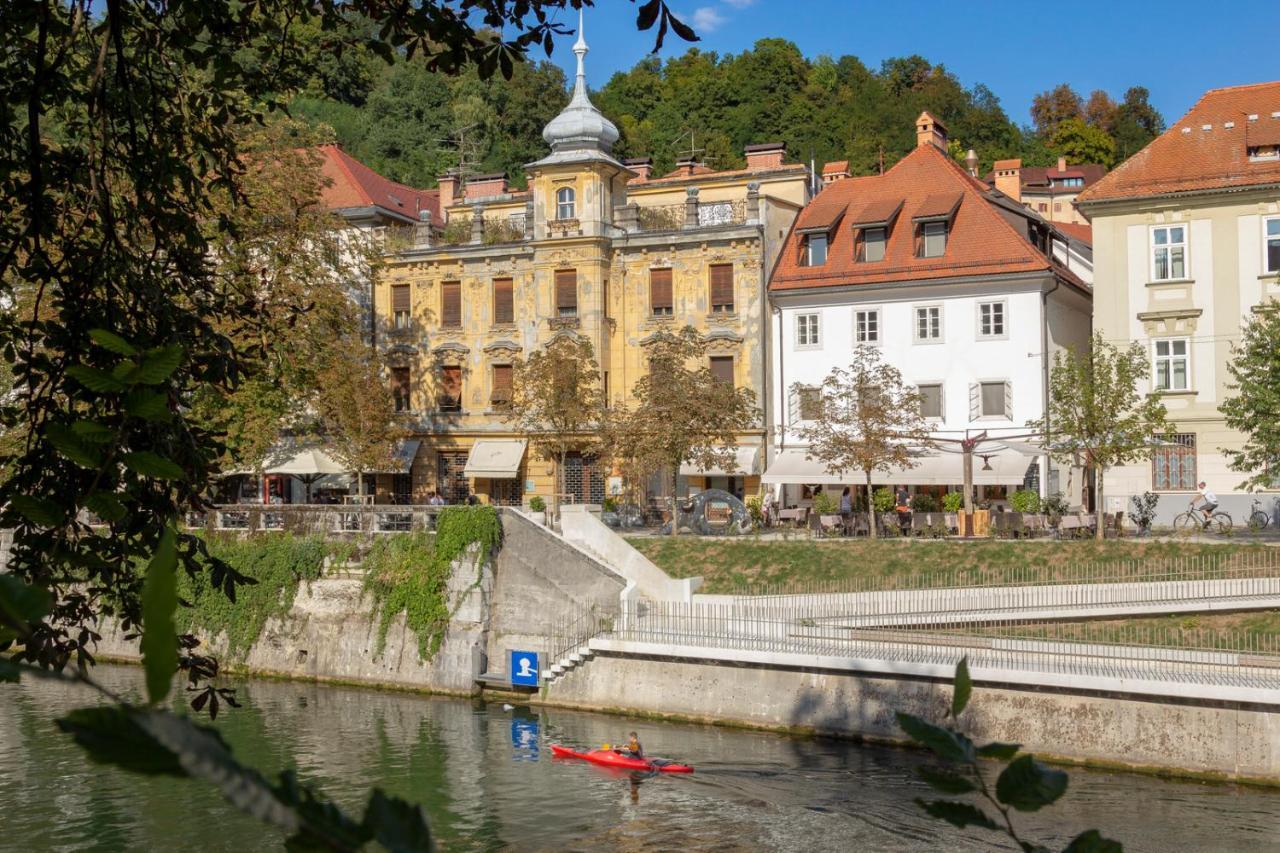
[547,606,614,667]
[197,504,446,535]
[697,199,746,227]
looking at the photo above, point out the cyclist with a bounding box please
[1192,481,1219,527]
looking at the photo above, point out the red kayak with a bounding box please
[551,744,694,773]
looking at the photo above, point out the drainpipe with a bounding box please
[1041,276,1060,500]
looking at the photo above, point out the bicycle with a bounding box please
[1172,503,1233,535]
[1248,497,1273,532]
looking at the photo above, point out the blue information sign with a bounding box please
[510,650,539,687]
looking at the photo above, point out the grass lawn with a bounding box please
[625,536,1277,593]
[964,610,1280,649]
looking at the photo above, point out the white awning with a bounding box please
[762,447,1038,486]
[261,446,347,477]
[680,446,761,477]
[463,439,527,479]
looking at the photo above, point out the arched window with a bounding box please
[556,187,576,220]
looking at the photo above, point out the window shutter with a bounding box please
[709,356,734,385]
[392,284,411,313]
[709,264,734,311]
[391,367,411,411]
[493,278,514,324]
[650,268,673,314]
[1004,381,1013,420]
[969,383,979,420]
[492,364,512,404]
[555,269,577,315]
[441,281,461,327]
[440,365,462,411]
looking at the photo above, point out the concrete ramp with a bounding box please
[558,505,700,602]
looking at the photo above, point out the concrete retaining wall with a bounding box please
[558,506,700,601]
[542,649,1280,782]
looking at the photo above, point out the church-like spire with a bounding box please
[538,8,619,156]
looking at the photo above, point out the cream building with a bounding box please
[371,16,809,506]
[1077,81,1280,524]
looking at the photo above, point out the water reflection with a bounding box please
[1,666,1278,852]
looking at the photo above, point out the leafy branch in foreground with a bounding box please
[896,658,1123,853]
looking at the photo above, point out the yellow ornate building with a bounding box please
[372,20,808,506]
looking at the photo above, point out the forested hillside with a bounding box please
[285,31,1164,190]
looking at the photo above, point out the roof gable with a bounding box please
[1078,81,1280,203]
[317,144,440,223]
[772,144,1052,291]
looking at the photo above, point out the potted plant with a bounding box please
[528,495,547,526]
[1129,491,1159,536]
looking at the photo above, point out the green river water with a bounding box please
[2,665,1278,852]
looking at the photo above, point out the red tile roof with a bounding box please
[1078,81,1280,203]
[913,191,963,221]
[316,144,440,223]
[771,144,1061,291]
[1053,221,1093,245]
[822,160,850,175]
[983,163,1106,190]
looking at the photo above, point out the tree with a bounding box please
[604,327,757,535]
[794,346,932,539]
[1050,117,1117,168]
[1221,306,1280,490]
[0,1,696,844]
[1083,89,1119,134]
[1112,86,1165,160]
[1029,335,1169,540]
[1030,84,1083,136]
[312,340,404,498]
[506,335,605,519]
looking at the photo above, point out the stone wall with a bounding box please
[542,651,1280,783]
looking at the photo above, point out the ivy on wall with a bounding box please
[176,534,334,660]
[363,506,502,662]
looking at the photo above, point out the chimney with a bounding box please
[993,159,1022,203]
[745,142,786,170]
[464,173,508,201]
[438,170,460,219]
[915,111,948,149]
[624,157,652,181]
[965,149,979,177]
[1057,156,1067,173]
[674,156,700,177]
[820,160,850,185]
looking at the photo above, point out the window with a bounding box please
[795,313,820,348]
[391,367,411,413]
[1152,225,1187,281]
[437,451,470,503]
[1038,203,1048,213]
[980,381,1008,418]
[1152,433,1197,491]
[441,281,461,327]
[392,284,411,330]
[1266,217,1280,274]
[709,356,734,385]
[915,306,941,342]
[1153,338,1190,391]
[493,278,514,325]
[803,233,828,266]
[858,227,886,263]
[918,383,943,419]
[978,301,1006,338]
[796,386,822,421]
[920,221,947,257]
[491,364,512,409]
[438,365,462,412]
[855,309,880,343]
[709,264,734,313]
[556,187,575,220]
[649,268,673,316]
[555,269,577,317]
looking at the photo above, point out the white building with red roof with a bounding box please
[1077,81,1280,525]
[765,113,1093,511]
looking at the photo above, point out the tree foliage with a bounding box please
[1030,82,1164,167]
[605,326,758,533]
[1221,306,1280,490]
[794,346,933,539]
[1029,334,1169,539]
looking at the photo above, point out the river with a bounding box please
[2,665,1277,852]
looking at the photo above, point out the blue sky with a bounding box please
[547,0,1280,127]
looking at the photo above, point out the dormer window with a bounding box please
[802,233,828,266]
[921,221,947,257]
[556,187,576,220]
[861,227,886,262]
[850,199,902,264]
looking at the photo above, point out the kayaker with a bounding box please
[617,731,644,759]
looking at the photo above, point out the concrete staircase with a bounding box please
[542,643,595,685]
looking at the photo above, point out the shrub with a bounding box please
[942,492,965,512]
[812,490,838,515]
[745,495,764,528]
[1042,492,1069,517]
[528,495,546,512]
[602,496,618,513]
[1009,489,1041,513]
[910,493,938,512]
[872,487,895,513]
[1130,491,1159,532]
